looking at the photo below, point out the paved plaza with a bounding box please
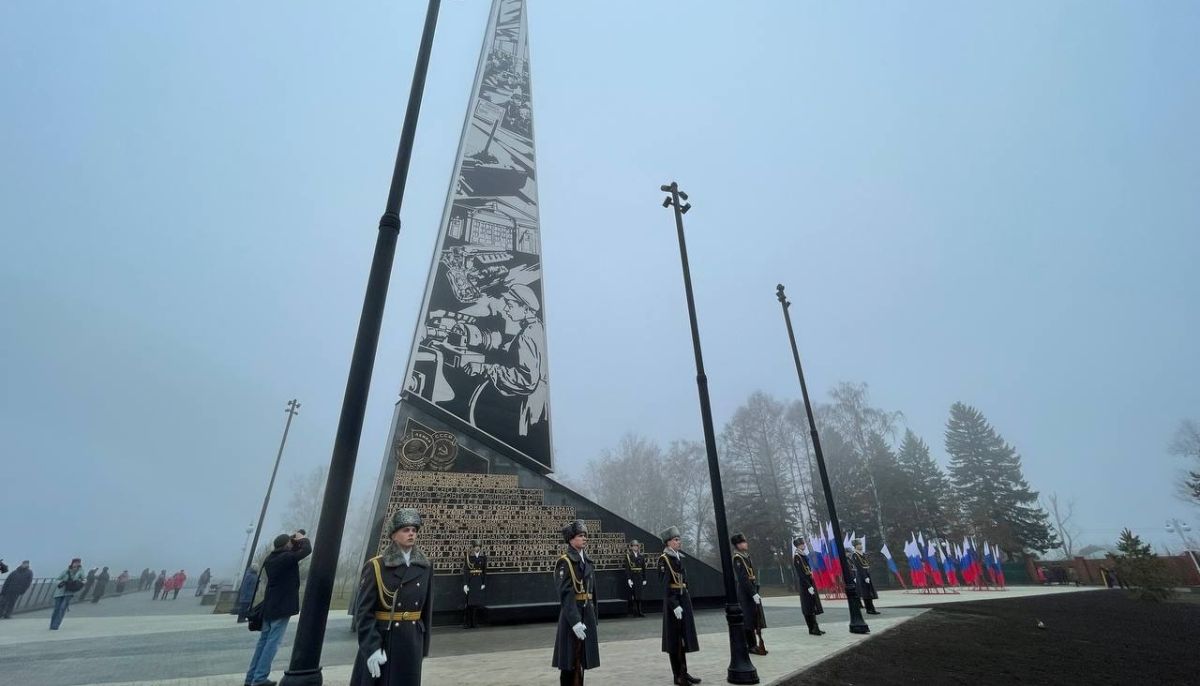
[0,585,1096,686]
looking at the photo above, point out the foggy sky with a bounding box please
[2,1,1198,580]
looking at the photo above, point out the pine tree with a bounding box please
[864,431,915,546]
[895,430,957,535]
[944,402,1059,553]
[814,424,876,539]
[1111,528,1175,601]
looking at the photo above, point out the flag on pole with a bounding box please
[881,542,898,574]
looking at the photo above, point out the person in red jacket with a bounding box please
[171,571,187,599]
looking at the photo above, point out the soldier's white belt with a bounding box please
[669,583,687,589]
[629,567,643,571]
[469,570,483,575]
[375,611,422,621]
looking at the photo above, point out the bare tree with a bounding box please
[822,382,903,549]
[280,465,328,537]
[1168,419,1200,505]
[1044,492,1079,559]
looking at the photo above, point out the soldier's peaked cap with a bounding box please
[562,519,588,543]
[660,526,681,543]
[629,539,641,547]
[390,508,422,533]
[730,532,747,546]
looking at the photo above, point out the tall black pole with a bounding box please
[244,399,300,577]
[661,182,759,684]
[280,2,441,684]
[775,284,870,634]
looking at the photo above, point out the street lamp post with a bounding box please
[245,398,301,578]
[775,284,870,634]
[661,181,759,685]
[279,2,442,684]
[236,523,254,592]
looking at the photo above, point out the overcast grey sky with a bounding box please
[2,1,1197,579]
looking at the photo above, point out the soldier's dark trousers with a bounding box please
[804,613,820,634]
[628,597,643,617]
[463,607,477,628]
[559,668,584,685]
[862,596,877,613]
[669,650,682,678]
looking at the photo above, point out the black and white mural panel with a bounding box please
[403,0,551,471]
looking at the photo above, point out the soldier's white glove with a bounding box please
[366,648,387,678]
[462,585,469,594]
[865,577,871,584]
[628,579,633,588]
[753,593,762,604]
[481,585,485,590]
[572,622,587,640]
[643,580,647,586]
[808,587,815,595]
[673,606,683,620]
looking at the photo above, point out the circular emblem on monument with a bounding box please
[396,428,458,471]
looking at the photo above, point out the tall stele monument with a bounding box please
[365,0,723,621]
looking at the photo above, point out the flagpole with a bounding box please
[775,285,870,634]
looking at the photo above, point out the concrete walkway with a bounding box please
[0,585,1096,686]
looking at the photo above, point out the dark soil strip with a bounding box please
[785,591,1200,685]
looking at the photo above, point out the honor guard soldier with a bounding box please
[792,537,824,635]
[462,539,487,628]
[552,520,600,685]
[659,526,701,685]
[849,538,880,615]
[352,508,433,686]
[730,533,767,655]
[625,539,647,617]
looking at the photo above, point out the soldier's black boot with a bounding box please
[637,599,645,617]
[559,669,573,686]
[865,598,880,614]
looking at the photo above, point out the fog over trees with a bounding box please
[578,382,1060,563]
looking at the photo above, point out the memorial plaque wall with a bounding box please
[379,470,654,575]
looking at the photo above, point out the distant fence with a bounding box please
[1031,552,1200,587]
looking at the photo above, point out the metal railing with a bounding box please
[2,577,157,615]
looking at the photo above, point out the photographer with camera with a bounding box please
[50,558,85,630]
[244,529,310,686]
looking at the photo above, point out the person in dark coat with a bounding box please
[552,519,600,685]
[0,560,34,618]
[461,540,487,629]
[351,508,433,686]
[196,568,212,597]
[791,538,824,635]
[153,570,166,600]
[659,526,701,686]
[730,533,767,655]
[91,567,110,603]
[848,539,879,615]
[79,567,97,601]
[234,566,259,622]
[244,531,311,686]
[625,540,646,617]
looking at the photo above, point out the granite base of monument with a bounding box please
[365,394,726,625]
